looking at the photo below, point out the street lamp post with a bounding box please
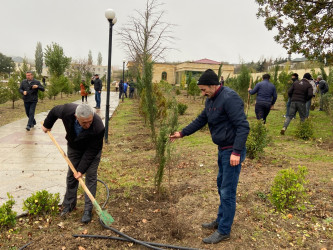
[122,59,125,84]
[104,9,117,143]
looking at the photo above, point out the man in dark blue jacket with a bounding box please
[248,74,277,123]
[19,71,45,131]
[170,69,250,244]
[91,74,102,109]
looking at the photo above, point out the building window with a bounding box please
[162,71,167,81]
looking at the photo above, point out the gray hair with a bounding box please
[26,71,33,74]
[317,75,323,80]
[75,104,94,118]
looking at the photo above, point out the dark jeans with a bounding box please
[95,91,101,108]
[24,102,37,127]
[255,102,271,123]
[285,98,291,116]
[305,99,311,118]
[283,101,306,130]
[129,89,135,98]
[63,146,101,211]
[119,90,123,99]
[216,148,246,235]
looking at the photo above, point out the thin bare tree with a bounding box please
[118,0,175,66]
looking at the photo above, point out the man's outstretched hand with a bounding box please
[169,131,182,142]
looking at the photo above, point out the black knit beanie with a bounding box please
[197,69,220,85]
[303,73,312,80]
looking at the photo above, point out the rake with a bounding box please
[46,130,114,226]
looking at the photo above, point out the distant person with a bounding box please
[80,80,88,104]
[123,81,128,98]
[303,73,316,117]
[119,80,124,99]
[219,76,224,86]
[248,74,277,124]
[91,74,102,109]
[281,73,313,135]
[129,80,135,98]
[19,71,45,131]
[41,104,104,224]
[317,75,329,111]
[42,76,46,86]
[115,81,119,92]
[170,69,249,245]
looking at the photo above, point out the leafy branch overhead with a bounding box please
[256,0,333,61]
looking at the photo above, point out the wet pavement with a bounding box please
[0,91,119,215]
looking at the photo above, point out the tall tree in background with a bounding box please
[88,50,93,65]
[44,43,71,77]
[118,0,174,66]
[35,42,43,76]
[19,58,30,82]
[97,52,102,66]
[256,0,333,61]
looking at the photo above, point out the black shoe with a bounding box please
[60,206,72,217]
[81,210,92,223]
[26,126,31,131]
[202,220,218,229]
[30,125,34,128]
[202,231,230,244]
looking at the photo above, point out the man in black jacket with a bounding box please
[42,104,105,223]
[170,69,250,244]
[91,74,102,109]
[19,71,45,131]
[281,73,313,135]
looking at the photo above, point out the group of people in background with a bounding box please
[116,79,135,100]
[246,71,329,135]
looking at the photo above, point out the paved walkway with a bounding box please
[0,91,119,215]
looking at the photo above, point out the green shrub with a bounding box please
[23,190,60,216]
[0,85,9,104]
[246,120,269,159]
[177,103,188,115]
[269,166,308,211]
[295,119,314,140]
[0,193,17,228]
[320,93,333,114]
[175,88,181,95]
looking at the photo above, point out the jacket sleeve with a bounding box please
[37,81,45,92]
[307,85,313,100]
[288,83,294,98]
[249,83,260,95]
[76,129,104,174]
[272,87,277,105]
[19,81,25,95]
[181,108,208,136]
[224,92,250,154]
[43,105,65,129]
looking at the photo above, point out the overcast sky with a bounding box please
[1,0,292,68]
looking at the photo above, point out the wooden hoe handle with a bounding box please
[46,130,96,203]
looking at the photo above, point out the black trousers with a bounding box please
[24,102,37,127]
[62,146,101,211]
[255,102,271,123]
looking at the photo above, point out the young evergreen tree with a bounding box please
[35,42,43,76]
[97,52,102,66]
[44,43,71,77]
[19,58,30,82]
[88,50,93,65]
[7,73,21,108]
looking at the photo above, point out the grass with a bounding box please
[1,89,333,249]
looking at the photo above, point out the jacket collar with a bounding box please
[210,85,223,100]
